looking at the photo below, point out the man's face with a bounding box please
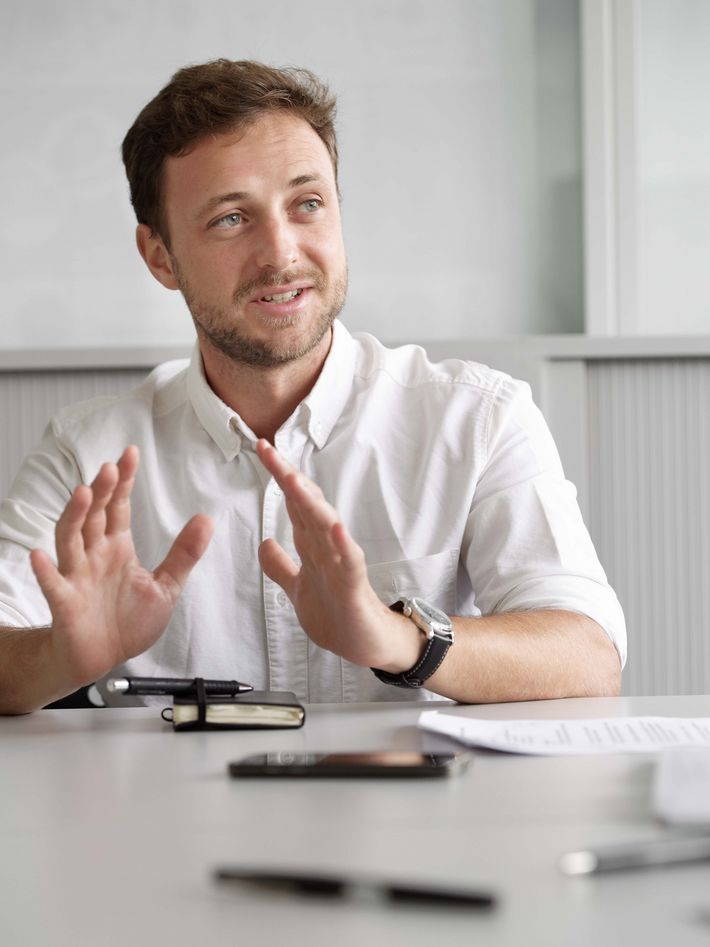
[158,112,347,367]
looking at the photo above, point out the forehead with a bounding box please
[162,112,335,212]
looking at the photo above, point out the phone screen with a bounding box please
[228,751,470,778]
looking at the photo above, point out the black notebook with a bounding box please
[163,691,306,731]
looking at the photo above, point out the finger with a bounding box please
[256,438,294,488]
[284,472,338,533]
[258,538,299,598]
[30,548,71,614]
[81,463,120,549]
[153,514,214,600]
[278,472,307,532]
[256,439,327,509]
[105,446,140,535]
[256,439,319,534]
[55,485,93,573]
[284,482,345,575]
[255,441,304,528]
[284,481,336,543]
[330,522,367,577]
[257,438,338,540]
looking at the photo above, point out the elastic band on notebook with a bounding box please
[195,677,207,727]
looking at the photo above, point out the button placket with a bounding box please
[260,459,307,694]
[260,424,311,695]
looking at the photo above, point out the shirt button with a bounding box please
[273,485,282,497]
[229,417,239,434]
[276,591,289,607]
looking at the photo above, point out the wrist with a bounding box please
[374,609,428,674]
[372,597,455,689]
[49,623,111,696]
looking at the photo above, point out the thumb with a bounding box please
[30,548,70,613]
[153,514,214,597]
[259,538,299,598]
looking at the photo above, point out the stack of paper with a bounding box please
[418,711,710,756]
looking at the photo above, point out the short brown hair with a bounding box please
[121,59,338,242]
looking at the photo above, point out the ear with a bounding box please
[135,224,180,290]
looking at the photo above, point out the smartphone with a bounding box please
[228,750,470,778]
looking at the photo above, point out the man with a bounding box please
[0,60,625,714]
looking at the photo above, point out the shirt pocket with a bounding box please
[366,548,459,614]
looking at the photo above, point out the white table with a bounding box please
[2,695,710,947]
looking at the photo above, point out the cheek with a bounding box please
[188,247,246,288]
[311,226,346,269]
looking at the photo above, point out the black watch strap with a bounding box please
[371,601,453,689]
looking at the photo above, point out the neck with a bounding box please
[197,329,332,444]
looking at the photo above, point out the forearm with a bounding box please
[422,610,621,704]
[0,625,83,715]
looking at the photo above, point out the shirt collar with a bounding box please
[187,345,245,461]
[300,320,357,449]
[186,319,357,459]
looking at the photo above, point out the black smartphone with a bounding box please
[228,750,470,778]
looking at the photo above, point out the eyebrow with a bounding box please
[198,174,323,218]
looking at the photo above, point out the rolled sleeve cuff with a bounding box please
[0,600,35,629]
[493,576,628,668]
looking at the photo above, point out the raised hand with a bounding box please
[29,446,214,690]
[255,440,420,672]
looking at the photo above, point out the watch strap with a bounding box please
[371,601,452,689]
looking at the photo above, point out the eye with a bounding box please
[213,212,243,229]
[299,198,322,214]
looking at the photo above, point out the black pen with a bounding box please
[107,677,254,696]
[214,868,497,909]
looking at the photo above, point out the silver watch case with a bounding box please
[400,597,454,643]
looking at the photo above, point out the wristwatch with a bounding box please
[372,597,454,688]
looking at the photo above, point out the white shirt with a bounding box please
[0,321,626,704]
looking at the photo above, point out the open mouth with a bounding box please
[260,288,304,303]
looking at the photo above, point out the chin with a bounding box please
[203,316,334,369]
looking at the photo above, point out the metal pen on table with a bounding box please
[560,835,710,875]
[107,677,253,696]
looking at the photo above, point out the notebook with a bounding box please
[162,691,306,731]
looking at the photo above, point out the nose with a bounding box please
[255,215,298,271]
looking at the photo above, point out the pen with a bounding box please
[559,835,710,875]
[107,677,254,696]
[214,868,497,909]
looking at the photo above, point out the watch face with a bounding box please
[409,598,454,642]
[410,598,452,632]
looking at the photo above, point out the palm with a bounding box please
[256,441,393,668]
[288,542,380,662]
[30,447,213,688]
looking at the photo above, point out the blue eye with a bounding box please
[215,212,242,228]
[301,199,321,213]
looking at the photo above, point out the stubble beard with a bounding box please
[175,265,348,369]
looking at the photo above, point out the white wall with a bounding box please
[581,0,710,337]
[636,0,710,334]
[0,0,583,350]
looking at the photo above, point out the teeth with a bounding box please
[262,289,303,303]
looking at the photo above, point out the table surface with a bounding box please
[2,694,710,947]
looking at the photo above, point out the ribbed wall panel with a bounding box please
[0,370,148,497]
[587,359,710,696]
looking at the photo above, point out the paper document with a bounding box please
[418,711,710,756]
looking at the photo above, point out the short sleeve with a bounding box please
[0,423,81,627]
[462,377,627,667]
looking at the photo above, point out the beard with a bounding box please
[174,264,348,369]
